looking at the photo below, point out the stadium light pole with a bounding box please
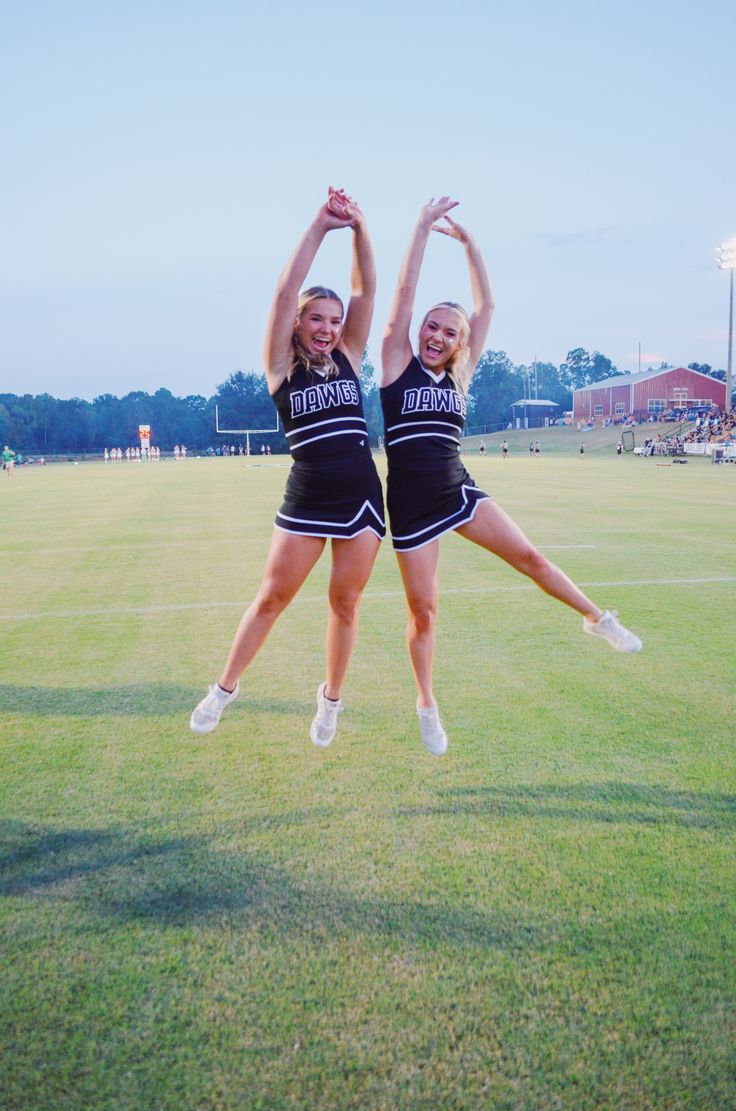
[716,240,735,413]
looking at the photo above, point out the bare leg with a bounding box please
[324,531,381,699]
[396,541,441,708]
[456,500,602,620]
[218,529,326,690]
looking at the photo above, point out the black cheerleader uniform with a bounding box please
[380,357,489,552]
[271,349,385,540]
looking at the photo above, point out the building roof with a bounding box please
[574,367,721,392]
[510,398,560,407]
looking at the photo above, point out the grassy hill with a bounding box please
[463,420,689,457]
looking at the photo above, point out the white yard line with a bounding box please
[1,577,735,623]
[7,542,218,556]
[7,541,598,557]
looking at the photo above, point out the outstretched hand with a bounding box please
[419,196,459,227]
[431,213,471,245]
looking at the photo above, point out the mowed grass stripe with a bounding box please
[1,451,734,1110]
[2,574,736,623]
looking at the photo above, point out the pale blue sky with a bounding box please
[2,0,734,400]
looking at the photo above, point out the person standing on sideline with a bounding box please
[501,440,508,459]
[191,188,385,747]
[380,197,642,756]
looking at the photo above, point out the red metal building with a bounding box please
[573,367,726,422]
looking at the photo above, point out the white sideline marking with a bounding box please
[7,541,598,558]
[1,576,735,623]
[8,542,218,556]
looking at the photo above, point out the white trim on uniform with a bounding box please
[274,522,385,540]
[392,483,489,551]
[387,431,462,448]
[276,498,385,530]
[385,419,460,433]
[286,416,367,439]
[417,362,447,384]
[288,428,369,450]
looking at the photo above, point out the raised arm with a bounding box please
[433,215,495,371]
[336,197,376,370]
[262,189,354,395]
[381,197,459,387]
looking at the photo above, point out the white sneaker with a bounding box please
[417,701,448,756]
[190,681,240,734]
[583,610,642,653]
[310,682,342,748]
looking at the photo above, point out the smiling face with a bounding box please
[294,297,344,358]
[418,306,467,371]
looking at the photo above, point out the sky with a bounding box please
[2,0,735,401]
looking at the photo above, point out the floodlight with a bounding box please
[715,237,735,412]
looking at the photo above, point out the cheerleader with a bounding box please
[191,190,385,746]
[381,198,641,755]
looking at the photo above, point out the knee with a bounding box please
[254,579,293,618]
[329,587,361,626]
[516,545,550,580]
[407,598,436,637]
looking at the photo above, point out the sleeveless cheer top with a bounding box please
[380,357,488,551]
[272,349,370,461]
[271,349,385,540]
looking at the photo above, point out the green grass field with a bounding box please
[1,440,734,1110]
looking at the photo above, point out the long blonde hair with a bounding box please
[420,302,472,395]
[290,286,344,381]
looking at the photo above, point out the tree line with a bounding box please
[1,350,726,454]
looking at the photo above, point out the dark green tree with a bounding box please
[90,393,121,449]
[53,398,93,451]
[560,348,617,388]
[466,350,519,430]
[214,371,286,452]
[183,395,213,449]
[531,361,572,410]
[359,350,383,445]
[560,348,591,389]
[0,402,12,446]
[589,351,616,382]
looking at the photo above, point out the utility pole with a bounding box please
[716,242,735,412]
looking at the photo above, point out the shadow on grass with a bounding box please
[1,823,184,887]
[404,782,736,830]
[0,683,305,718]
[0,820,543,951]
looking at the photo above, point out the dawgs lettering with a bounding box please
[291,380,360,418]
[401,387,466,419]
